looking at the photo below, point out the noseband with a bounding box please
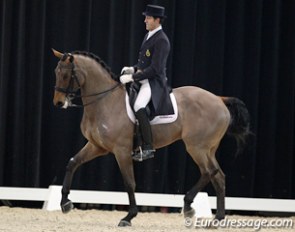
[55,53,121,108]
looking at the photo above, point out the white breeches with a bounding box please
[134,79,151,112]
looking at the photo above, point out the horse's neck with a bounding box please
[77,56,124,112]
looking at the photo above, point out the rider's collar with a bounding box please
[147,25,162,40]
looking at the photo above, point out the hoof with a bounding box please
[184,208,195,218]
[61,200,74,214]
[118,220,131,227]
[214,214,225,221]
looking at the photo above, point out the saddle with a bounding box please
[126,82,178,152]
[126,82,174,119]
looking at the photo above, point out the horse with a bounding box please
[52,49,250,226]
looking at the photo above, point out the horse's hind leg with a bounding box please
[210,158,225,220]
[183,146,219,218]
[61,142,107,213]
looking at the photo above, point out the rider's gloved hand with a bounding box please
[121,66,135,75]
[120,74,134,84]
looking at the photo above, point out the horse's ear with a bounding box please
[52,48,63,59]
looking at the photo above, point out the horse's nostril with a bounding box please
[56,101,64,108]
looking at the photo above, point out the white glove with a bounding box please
[120,74,134,84]
[121,66,135,75]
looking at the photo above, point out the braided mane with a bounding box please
[71,51,119,82]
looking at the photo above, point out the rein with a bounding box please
[55,53,121,108]
[71,82,121,108]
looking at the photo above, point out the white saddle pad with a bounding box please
[125,92,178,125]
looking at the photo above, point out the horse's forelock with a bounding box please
[61,53,74,63]
[61,54,68,61]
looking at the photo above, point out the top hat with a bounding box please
[142,5,166,18]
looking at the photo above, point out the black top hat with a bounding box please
[142,4,166,18]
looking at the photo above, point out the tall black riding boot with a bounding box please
[133,108,155,161]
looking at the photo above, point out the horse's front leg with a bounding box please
[114,148,137,227]
[61,142,107,213]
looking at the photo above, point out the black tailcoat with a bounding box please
[133,29,173,115]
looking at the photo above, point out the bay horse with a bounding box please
[52,49,250,226]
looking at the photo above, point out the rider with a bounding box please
[120,4,171,161]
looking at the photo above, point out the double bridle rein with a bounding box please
[55,53,121,108]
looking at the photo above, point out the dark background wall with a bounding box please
[0,0,294,203]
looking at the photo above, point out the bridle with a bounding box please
[55,53,121,108]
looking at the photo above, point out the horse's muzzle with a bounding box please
[53,91,68,109]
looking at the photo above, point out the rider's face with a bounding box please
[144,16,160,31]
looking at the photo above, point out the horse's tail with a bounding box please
[221,97,251,155]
